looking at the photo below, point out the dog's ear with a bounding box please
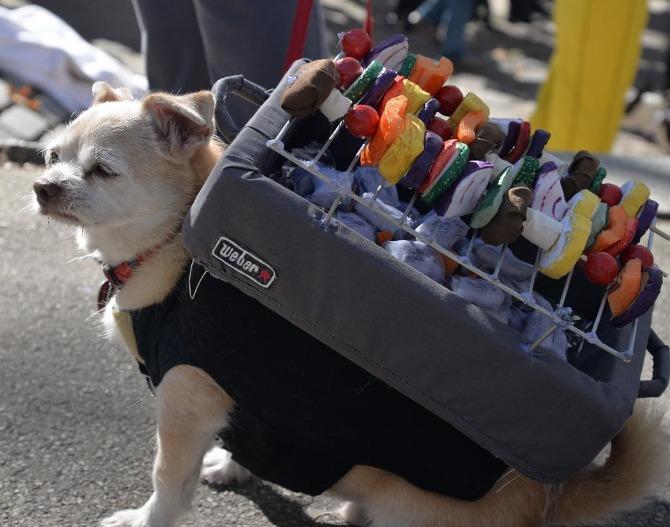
[142,91,215,156]
[91,81,133,105]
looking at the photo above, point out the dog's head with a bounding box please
[33,82,216,241]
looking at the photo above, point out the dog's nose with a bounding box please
[33,180,62,206]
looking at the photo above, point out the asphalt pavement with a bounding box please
[1,162,669,527]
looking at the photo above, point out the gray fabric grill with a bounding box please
[182,61,669,485]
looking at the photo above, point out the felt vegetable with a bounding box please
[590,166,607,194]
[503,120,530,163]
[402,79,431,114]
[480,186,532,246]
[521,207,562,251]
[620,245,654,268]
[363,34,409,70]
[588,205,628,254]
[378,114,426,185]
[339,29,373,60]
[360,68,397,108]
[447,92,489,128]
[539,211,591,279]
[378,75,404,113]
[435,85,463,116]
[605,218,638,257]
[469,121,505,160]
[526,129,551,159]
[608,258,643,318]
[417,98,440,127]
[400,130,443,189]
[334,57,363,90]
[470,165,516,229]
[611,265,663,328]
[566,190,600,220]
[345,105,380,138]
[428,116,453,140]
[319,90,352,121]
[343,60,383,102]
[585,203,608,249]
[408,55,454,95]
[280,59,339,118]
[498,120,521,158]
[397,53,416,77]
[433,160,493,218]
[419,140,469,205]
[530,162,567,220]
[562,150,599,201]
[361,95,408,166]
[632,199,659,245]
[598,183,622,206]
[620,180,651,218]
[512,156,539,187]
[455,110,487,144]
[584,252,619,286]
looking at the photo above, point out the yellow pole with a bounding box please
[531,0,648,152]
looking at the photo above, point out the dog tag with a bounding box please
[97,280,113,311]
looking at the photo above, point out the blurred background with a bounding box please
[1,1,670,526]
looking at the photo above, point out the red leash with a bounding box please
[364,0,374,38]
[283,0,314,72]
[283,0,375,72]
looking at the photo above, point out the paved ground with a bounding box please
[1,160,670,527]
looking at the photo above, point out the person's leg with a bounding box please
[531,0,648,152]
[439,0,476,61]
[193,0,328,89]
[131,0,210,92]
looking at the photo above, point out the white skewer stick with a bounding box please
[649,225,670,241]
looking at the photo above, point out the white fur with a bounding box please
[200,446,252,486]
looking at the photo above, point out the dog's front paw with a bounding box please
[99,507,151,527]
[200,446,251,486]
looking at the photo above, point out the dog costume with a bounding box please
[121,266,506,500]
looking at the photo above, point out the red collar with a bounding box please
[96,232,178,311]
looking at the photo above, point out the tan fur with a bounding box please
[331,402,668,527]
[35,83,668,527]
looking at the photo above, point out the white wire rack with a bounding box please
[266,117,656,362]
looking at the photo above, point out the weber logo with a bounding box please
[211,237,276,288]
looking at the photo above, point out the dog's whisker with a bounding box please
[495,473,522,494]
[492,468,519,492]
[67,254,95,264]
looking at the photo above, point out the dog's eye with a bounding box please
[88,164,117,179]
[47,151,59,165]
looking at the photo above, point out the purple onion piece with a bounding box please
[399,131,443,189]
[526,129,551,158]
[631,199,659,245]
[360,68,397,108]
[433,160,493,216]
[531,161,558,191]
[418,98,440,127]
[363,34,407,66]
[611,266,663,328]
[499,120,520,158]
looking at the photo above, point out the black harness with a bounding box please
[128,266,506,500]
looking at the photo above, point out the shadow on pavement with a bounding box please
[207,479,342,527]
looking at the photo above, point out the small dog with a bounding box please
[34,82,668,527]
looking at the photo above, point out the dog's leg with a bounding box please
[101,365,233,527]
[200,445,251,486]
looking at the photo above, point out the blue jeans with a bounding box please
[415,0,476,60]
